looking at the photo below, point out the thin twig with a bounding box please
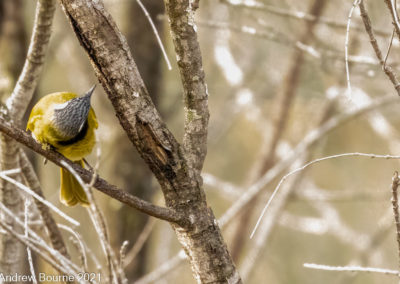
[345,0,361,100]
[58,224,88,271]
[220,0,390,37]
[119,240,129,270]
[0,221,82,280]
[0,169,80,226]
[251,152,400,238]
[0,116,186,225]
[384,0,400,40]
[384,29,395,66]
[304,263,399,276]
[391,171,400,281]
[0,201,84,278]
[24,199,37,284]
[60,160,127,284]
[123,218,156,268]
[135,0,172,70]
[136,94,399,280]
[220,94,397,228]
[134,251,187,284]
[19,149,70,258]
[359,0,400,95]
[198,20,379,66]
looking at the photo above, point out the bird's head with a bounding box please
[53,85,96,139]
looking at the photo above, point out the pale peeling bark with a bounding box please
[59,0,241,283]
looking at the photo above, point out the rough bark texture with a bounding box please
[117,1,164,278]
[164,0,209,173]
[58,0,241,283]
[0,0,27,276]
[0,0,63,276]
[0,135,23,276]
[0,114,184,225]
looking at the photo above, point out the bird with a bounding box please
[26,85,98,206]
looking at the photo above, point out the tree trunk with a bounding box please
[59,0,242,282]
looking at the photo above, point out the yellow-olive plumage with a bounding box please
[27,91,98,206]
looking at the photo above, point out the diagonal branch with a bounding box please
[359,0,400,94]
[383,0,400,41]
[19,150,69,258]
[0,116,186,226]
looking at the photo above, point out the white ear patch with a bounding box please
[53,101,69,110]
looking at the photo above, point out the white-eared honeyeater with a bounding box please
[27,85,98,206]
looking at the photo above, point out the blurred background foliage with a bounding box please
[1,0,400,283]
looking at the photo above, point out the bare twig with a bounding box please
[119,240,129,270]
[0,169,79,226]
[241,158,305,280]
[384,29,395,66]
[384,0,400,41]
[19,149,70,257]
[134,251,187,284]
[0,201,83,278]
[60,160,126,284]
[220,0,390,37]
[220,94,397,228]
[137,94,398,280]
[345,0,361,99]
[359,0,400,94]
[304,263,399,276]
[0,115,185,225]
[59,0,241,282]
[135,0,171,70]
[0,221,81,279]
[251,152,400,238]
[58,224,88,271]
[391,171,400,281]
[123,218,156,268]
[24,199,37,284]
[198,20,379,66]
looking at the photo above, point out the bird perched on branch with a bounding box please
[27,85,98,206]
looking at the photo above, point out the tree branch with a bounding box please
[383,0,400,41]
[58,0,241,282]
[6,0,55,121]
[19,150,70,258]
[164,0,209,173]
[0,116,186,226]
[359,0,400,95]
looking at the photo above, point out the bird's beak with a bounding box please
[84,84,96,98]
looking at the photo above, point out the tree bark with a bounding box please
[58,0,241,282]
[116,0,164,279]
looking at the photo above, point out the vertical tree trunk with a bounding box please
[0,0,27,276]
[59,0,242,282]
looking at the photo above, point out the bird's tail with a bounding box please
[60,160,89,206]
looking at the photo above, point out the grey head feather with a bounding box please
[53,86,95,140]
